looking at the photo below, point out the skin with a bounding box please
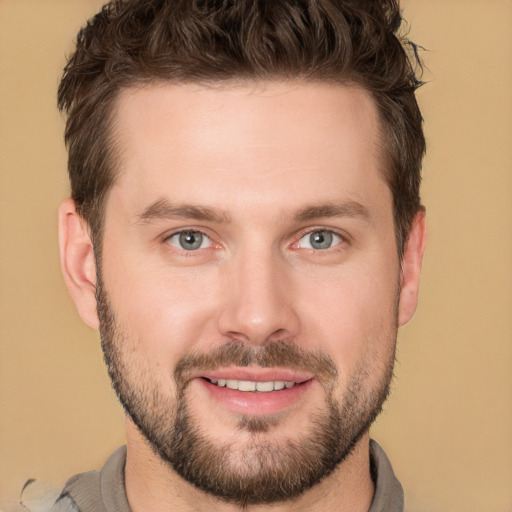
[59,81,426,512]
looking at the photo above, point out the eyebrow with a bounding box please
[294,201,370,223]
[136,198,370,225]
[136,198,232,224]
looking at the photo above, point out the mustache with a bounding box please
[174,340,338,387]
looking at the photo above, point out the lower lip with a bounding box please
[198,378,314,416]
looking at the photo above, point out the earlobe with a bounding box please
[58,198,99,330]
[398,210,427,326]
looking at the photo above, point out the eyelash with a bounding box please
[162,227,348,253]
[164,230,215,252]
[294,229,345,251]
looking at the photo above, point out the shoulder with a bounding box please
[0,480,78,512]
[3,447,127,512]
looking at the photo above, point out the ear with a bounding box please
[398,210,427,326]
[58,198,99,330]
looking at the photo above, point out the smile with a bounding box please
[197,374,314,415]
[208,378,296,392]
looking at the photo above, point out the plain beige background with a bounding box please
[1,0,511,510]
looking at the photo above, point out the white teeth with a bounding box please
[255,381,274,392]
[210,379,296,392]
[226,379,238,390]
[238,380,257,392]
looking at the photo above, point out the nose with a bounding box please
[216,247,300,345]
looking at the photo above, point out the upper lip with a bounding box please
[194,368,314,384]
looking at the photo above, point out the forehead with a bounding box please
[108,81,388,217]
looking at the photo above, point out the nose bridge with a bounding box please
[217,241,299,344]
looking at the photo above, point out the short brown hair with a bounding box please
[58,0,425,253]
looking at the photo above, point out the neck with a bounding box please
[124,420,375,512]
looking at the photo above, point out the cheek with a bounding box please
[101,252,222,361]
[297,262,399,373]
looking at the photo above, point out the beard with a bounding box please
[96,273,397,507]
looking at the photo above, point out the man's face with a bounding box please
[96,82,404,504]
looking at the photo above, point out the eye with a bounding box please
[297,230,343,250]
[166,230,212,251]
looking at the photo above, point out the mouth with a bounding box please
[195,370,315,416]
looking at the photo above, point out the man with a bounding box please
[44,0,427,510]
